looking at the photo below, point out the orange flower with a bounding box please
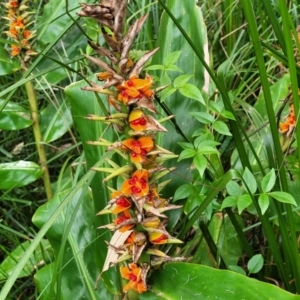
[122,136,154,164]
[113,197,132,214]
[11,16,25,29]
[117,76,153,104]
[120,169,149,197]
[9,0,19,8]
[11,44,21,56]
[120,263,147,293]
[279,104,296,134]
[23,30,32,39]
[7,27,18,38]
[148,231,168,244]
[114,210,135,232]
[279,122,289,133]
[128,109,147,131]
[96,71,112,81]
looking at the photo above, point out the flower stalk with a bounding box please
[4,0,53,200]
[78,0,183,295]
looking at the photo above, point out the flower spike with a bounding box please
[78,1,182,293]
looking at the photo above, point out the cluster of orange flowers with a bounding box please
[78,1,183,294]
[3,0,36,59]
[279,104,296,135]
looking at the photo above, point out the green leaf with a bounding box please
[177,142,194,150]
[164,64,183,72]
[258,193,270,215]
[248,254,264,275]
[261,169,276,193]
[221,196,238,209]
[237,194,252,214]
[242,167,257,194]
[0,161,43,189]
[208,101,222,113]
[65,79,119,294]
[40,97,73,143]
[140,263,300,300]
[194,138,220,149]
[193,154,207,178]
[173,184,193,201]
[226,180,242,197]
[197,146,219,155]
[160,86,176,102]
[268,191,297,206]
[190,112,214,124]
[0,240,53,281]
[177,148,197,161]
[254,73,291,121]
[173,74,192,89]
[229,265,246,276]
[179,83,205,104]
[151,0,208,196]
[212,120,232,136]
[0,99,32,130]
[145,64,165,70]
[221,110,235,120]
[0,46,21,75]
[164,50,182,66]
[33,188,113,300]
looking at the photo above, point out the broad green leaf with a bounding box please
[164,65,183,72]
[261,168,276,193]
[248,254,264,275]
[212,120,232,136]
[190,112,214,124]
[193,153,207,178]
[152,0,208,196]
[140,263,300,300]
[40,96,73,143]
[242,167,257,194]
[0,240,53,281]
[258,193,270,215]
[177,141,194,149]
[0,99,32,130]
[160,86,176,102]
[33,188,113,300]
[226,180,242,197]
[37,0,92,45]
[164,51,182,66]
[191,214,243,267]
[0,161,43,189]
[179,83,205,104]
[254,73,291,121]
[173,184,193,201]
[145,64,165,70]
[229,265,246,276]
[173,74,192,89]
[197,146,219,155]
[65,79,119,294]
[185,191,205,216]
[0,46,21,75]
[237,194,252,214]
[221,196,238,209]
[194,138,220,149]
[221,110,235,120]
[208,100,222,113]
[177,148,197,161]
[268,191,297,206]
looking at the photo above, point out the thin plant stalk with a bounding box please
[24,74,53,200]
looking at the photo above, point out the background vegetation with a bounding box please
[1,0,300,299]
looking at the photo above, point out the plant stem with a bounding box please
[24,76,53,200]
